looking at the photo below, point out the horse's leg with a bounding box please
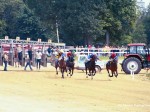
[85,67,88,78]
[71,67,74,77]
[115,70,118,78]
[111,70,113,77]
[66,67,69,77]
[61,68,64,79]
[91,69,93,80]
[69,68,71,78]
[56,66,58,75]
[106,68,111,77]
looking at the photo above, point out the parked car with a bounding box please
[75,55,106,72]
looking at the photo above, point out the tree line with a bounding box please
[0,0,149,46]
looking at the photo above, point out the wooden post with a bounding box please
[5,36,9,40]
[9,40,14,66]
[0,43,3,66]
[42,44,47,67]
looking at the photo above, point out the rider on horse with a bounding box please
[58,49,65,60]
[55,49,65,66]
[66,51,75,65]
[107,52,118,67]
[85,53,97,67]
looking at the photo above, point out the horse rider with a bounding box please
[58,49,65,60]
[107,52,118,66]
[55,49,65,66]
[85,53,96,67]
[110,52,118,62]
[47,45,53,57]
[66,51,75,65]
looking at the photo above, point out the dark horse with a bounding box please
[106,59,118,78]
[66,56,74,77]
[55,57,66,78]
[85,55,96,80]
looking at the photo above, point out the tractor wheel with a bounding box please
[122,57,142,74]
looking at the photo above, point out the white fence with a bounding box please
[74,51,126,57]
[63,48,126,57]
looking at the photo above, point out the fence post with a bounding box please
[9,39,14,66]
[0,43,3,66]
[130,70,134,80]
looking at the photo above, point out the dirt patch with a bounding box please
[0,66,150,112]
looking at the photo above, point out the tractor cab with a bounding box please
[122,43,150,74]
[126,43,150,61]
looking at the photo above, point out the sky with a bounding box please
[143,0,150,7]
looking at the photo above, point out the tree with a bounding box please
[143,5,150,45]
[0,0,48,40]
[104,0,137,45]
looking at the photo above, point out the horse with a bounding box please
[85,55,96,80]
[55,57,67,78]
[66,56,74,77]
[106,59,118,78]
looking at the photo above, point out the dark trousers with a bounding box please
[36,59,41,69]
[4,61,8,71]
[24,60,32,70]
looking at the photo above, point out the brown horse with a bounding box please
[55,57,66,78]
[85,55,96,80]
[66,56,74,77]
[106,60,118,77]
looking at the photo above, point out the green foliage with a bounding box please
[143,5,150,45]
[0,0,138,45]
[0,0,48,40]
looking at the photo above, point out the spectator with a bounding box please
[17,44,22,67]
[47,45,53,56]
[24,54,32,71]
[28,46,32,61]
[14,48,18,67]
[36,49,42,70]
[3,52,8,71]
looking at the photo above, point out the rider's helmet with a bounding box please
[88,53,94,59]
[67,52,71,57]
[59,49,64,54]
[111,52,116,58]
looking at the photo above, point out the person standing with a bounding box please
[17,44,22,67]
[24,54,33,71]
[28,46,32,61]
[36,49,42,70]
[14,48,18,67]
[3,52,9,71]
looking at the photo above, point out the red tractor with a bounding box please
[122,43,150,74]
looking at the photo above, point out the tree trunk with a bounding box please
[84,36,92,46]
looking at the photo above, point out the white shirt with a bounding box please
[36,52,42,59]
[17,46,22,53]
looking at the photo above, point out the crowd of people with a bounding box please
[1,44,119,71]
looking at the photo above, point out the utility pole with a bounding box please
[106,31,109,46]
[56,20,59,43]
